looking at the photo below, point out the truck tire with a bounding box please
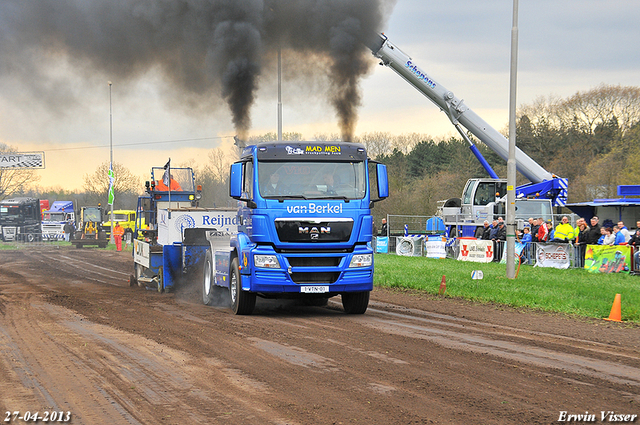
[202,250,222,306]
[230,257,255,315]
[157,266,164,293]
[342,291,370,314]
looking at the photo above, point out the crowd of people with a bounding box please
[469,215,640,264]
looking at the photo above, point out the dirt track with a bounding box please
[1,247,639,424]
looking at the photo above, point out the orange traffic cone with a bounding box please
[439,275,446,296]
[604,293,622,322]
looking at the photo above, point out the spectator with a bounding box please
[585,216,601,245]
[617,221,631,243]
[379,218,388,236]
[547,221,554,240]
[372,220,378,237]
[493,220,506,262]
[574,218,590,266]
[63,221,75,242]
[475,221,490,239]
[530,218,540,242]
[489,219,499,240]
[628,221,640,268]
[613,225,626,245]
[537,217,549,242]
[602,227,615,245]
[552,216,574,242]
[519,226,533,264]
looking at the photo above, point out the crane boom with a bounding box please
[369,33,556,185]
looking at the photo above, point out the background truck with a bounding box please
[369,33,566,236]
[101,209,137,241]
[0,197,42,242]
[41,201,75,241]
[71,205,108,248]
[201,140,389,315]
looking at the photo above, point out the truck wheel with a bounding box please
[157,266,164,293]
[202,250,219,306]
[342,291,370,314]
[230,257,255,315]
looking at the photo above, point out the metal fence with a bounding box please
[375,236,639,271]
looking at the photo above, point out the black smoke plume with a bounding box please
[0,0,395,140]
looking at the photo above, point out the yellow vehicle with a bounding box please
[101,210,139,241]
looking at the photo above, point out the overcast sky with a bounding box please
[4,0,640,191]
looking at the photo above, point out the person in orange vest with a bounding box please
[155,174,182,191]
[113,222,125,252]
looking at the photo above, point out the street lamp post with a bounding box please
[506,0,519,278]
[108,81,114,244]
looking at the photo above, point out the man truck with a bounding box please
[203,140,389,315]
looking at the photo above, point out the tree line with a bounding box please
[7,84,640,220]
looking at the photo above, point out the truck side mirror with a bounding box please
[229,162,243,199]
[376,164,389,199]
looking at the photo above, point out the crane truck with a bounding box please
[369,33,568,235]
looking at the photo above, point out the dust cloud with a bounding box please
[0,0,396,140]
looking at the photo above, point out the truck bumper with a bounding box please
[242,244,374,294]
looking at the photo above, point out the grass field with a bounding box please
[374,254,640,323]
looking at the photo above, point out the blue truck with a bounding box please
[41,201,75,241]
[202,140,389,315]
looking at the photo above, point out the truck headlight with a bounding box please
[349,254,372,268]
[254,254,280,268]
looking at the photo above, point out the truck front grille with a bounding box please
[290,272,340,284]
[287,256,341,267]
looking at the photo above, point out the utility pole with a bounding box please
[506,0,519,278]
[108,81,114,245]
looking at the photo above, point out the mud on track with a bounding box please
[0,247,639,424]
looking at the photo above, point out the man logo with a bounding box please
[299,226,331,235]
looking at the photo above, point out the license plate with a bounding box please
[301,286,329,294]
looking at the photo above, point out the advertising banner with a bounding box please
[584,245,631,273]
[0,152,44,168]
[376,236,388,253]
[534,243,571,269]
[425,236,446,259]
[457,239,493,263]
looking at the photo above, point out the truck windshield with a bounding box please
[84,208,102,222]
[258,161,366,200]
[43,212,66,221]
[0,205,21,219]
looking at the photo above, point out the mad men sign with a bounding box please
[0,152,45,169]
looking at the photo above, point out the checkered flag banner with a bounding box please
[0,152,45,169]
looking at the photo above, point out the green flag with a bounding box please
[107,164,115,205]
